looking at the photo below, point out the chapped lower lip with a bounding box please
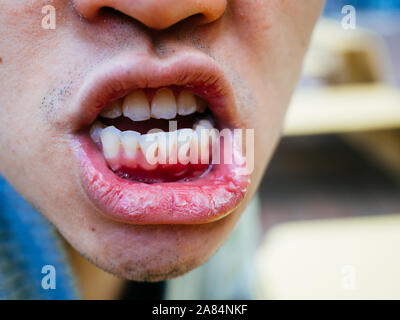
[73,133,249,224]
[70,51,250,224]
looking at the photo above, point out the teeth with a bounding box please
[151,88,177,120]
[154,132,167,165]
[194,119,217,141]
[196,96,207,113]
[194,119,216,164]
[177,129,195,165]
[100,100,122,119]
[159,132,178,165]
[96,124,216,169]
[94,89,215,170]
[177,90,197,116]
[100,126,121,159]
[90,121,105,146]
[121,131,140,158]
[139,133,160,168]
[194,119,214,131]
[189,131,200,164]
[123,90,151,121]
[197,129,211,162]
[101,89,207,122]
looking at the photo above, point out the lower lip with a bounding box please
[72,133,250,225]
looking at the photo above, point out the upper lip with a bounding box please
[70,51,241,132]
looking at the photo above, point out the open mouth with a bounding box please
[90,87,215,184]
[71,53,250,224]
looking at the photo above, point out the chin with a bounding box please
[61,200,249,281]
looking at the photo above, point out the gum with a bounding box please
[115,163,211,183]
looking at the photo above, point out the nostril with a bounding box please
[97,7,135,23]
[73,0,227,30]
[73,0,101,20]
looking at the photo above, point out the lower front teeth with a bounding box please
[91,119,216,171]
[121,131,140,158]
[100,126,121,159]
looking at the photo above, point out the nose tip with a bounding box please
[73,0,227,30]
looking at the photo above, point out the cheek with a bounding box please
[223,0,324,109]
[0,2,65,63]
[0,2,66,121]
[228,0,323,58]
[209,0,323,185]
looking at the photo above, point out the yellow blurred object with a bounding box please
[255,215,400,300]
[302,19,393,84]
[283,19,400,136]
[283,84,400,135]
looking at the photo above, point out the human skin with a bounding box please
[0,1,323,281]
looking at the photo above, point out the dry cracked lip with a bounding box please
[71,52,250,224]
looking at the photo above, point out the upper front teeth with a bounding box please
[100,100,122,119]
[151,88,177,119]
[123,90,151,121]
[100,88,207,120]
[177,90,197,116]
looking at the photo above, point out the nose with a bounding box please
[73,0,227,30]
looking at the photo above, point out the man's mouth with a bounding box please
[71,53,250,224]
[90,87,215,184]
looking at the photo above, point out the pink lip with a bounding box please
[70,51,250,225]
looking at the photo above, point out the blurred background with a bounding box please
[255,0,400,299]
